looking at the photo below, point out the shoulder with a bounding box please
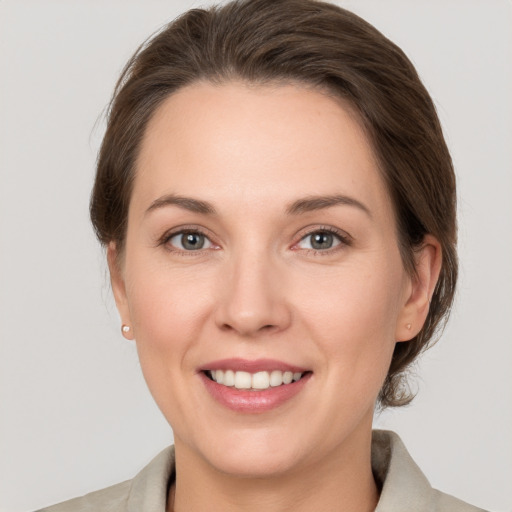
[35,445,175,512]
[35,480,132,512]
[431,488,489,512]
[372,430,489,512]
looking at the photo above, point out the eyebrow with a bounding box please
[145,193,371,218]
[145,194,217,216]
[286,194,372,217]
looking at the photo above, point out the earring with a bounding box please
[121,324,131,334]
[406,323,412,330]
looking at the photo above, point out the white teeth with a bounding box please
[234,371,252,389]
[209,369,305,390]
[269,370,283,387]
[283,371,293,384]
[252,371,270,389]
[223,369,235,386]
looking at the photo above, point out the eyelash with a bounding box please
[293,226,352,256]
[157,226,218,257]
[158,225,352,256]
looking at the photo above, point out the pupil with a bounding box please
[182,233,204,250]
[311,232,333,250]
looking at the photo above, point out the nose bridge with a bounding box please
[215,241,290,336]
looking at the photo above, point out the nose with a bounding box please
[214,250,292,337]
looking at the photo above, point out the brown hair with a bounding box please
[91,0,457,407]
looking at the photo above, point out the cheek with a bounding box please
[122,258,219,424]
[123,257,219,399]
[295,257,405,379]
[301,262,402,332]
[126,257,213,338]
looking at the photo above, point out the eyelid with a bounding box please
[156,224,352,255]
[157,225,219,252]
[291,225,353,252]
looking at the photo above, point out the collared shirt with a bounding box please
[37,430,488,511]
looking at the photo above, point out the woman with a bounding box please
[37,0,489,510]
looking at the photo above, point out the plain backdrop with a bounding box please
[0,1,511,511]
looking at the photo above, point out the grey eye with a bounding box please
[169,232,212,251]
[298,231,341,250]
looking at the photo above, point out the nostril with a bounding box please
[219,323,277,334]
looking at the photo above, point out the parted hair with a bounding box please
[91,0,457,407]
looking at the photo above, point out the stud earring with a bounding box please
[121,324,131,334]
[406,323,412,330]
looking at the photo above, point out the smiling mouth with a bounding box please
[204,369,309,391]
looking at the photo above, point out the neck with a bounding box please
[168,426,379,512]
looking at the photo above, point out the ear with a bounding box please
[107,242,134,340]
[395,234,442,342]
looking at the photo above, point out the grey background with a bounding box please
[0,1,510,511]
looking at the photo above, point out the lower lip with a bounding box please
[200,372,312,413]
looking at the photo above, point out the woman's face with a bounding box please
[111,82,424,477]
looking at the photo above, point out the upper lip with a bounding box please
[199,358,309,373]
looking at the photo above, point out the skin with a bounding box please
[109,82,441,512]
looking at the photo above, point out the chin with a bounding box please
[190,427,308,478]
[211,449,302,479]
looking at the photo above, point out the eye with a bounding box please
[296,229,345,251]
[167,231,213,251]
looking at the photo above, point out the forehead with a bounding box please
[133,81,391,219]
